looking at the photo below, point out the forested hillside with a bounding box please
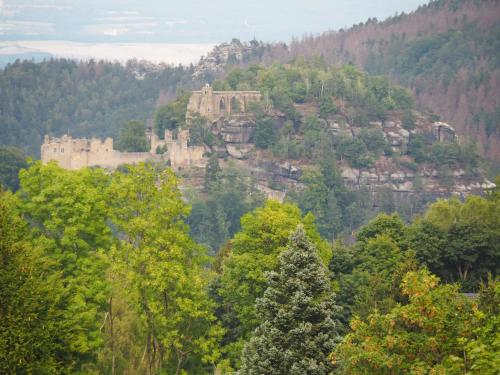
[252,0,500,162]
[1,162,498,373]
[0,59,193,156]
[157,60,488,251]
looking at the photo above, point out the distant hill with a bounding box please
[0,59,194,156]
[243,0,500,161]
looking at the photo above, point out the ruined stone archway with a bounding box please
[186,84,262,122]
[219,97,227,113]
[230,96,243,113]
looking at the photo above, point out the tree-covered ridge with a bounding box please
[164,60,484,247]
[0,59,192,156]
[213,62,413,121]
[253,0,500,161]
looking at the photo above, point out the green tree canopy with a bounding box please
[217,201,330,366]
[108,163,223,374]
[0,192,72,374]
[116,120,149,152]
[333,269,493,374]
[0,146,28,191]
[240,226,342,375]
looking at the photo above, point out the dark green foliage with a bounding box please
[407,196,500,290]
[402,109,416,130]
[187,115,212,146]
[240,226,341,375]
[0,59,191,156]
[217,63,413,122]
[336,137,374,169]
[154,90,192,135]
[252,117,277,149]
[359,127,387,157]
[407,133,427,162]
[189,162,265,253]
[205,153,222,191]
[116,120,149,152]
[0,146,28,191]
[318,96,338,119]
[430,142,462,166]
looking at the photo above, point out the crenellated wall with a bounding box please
[41,131,205,170]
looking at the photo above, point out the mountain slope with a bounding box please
[258,0,500,161]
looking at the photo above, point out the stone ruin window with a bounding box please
[61,148,64,153]
[53,148,57,153]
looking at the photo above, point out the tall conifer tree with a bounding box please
[240,226,341,375]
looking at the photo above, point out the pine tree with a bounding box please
[205,153,222,192]
[239,225,342,375]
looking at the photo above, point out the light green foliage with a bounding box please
[0,192,72,374]
[108,163,223,374]
[333,269,486,374]
[0,146,28,191]
[240,226,342,375]
[465,277,500,374]
[116,120,149,152]
[17,161,112,370]
[218,201,330,365]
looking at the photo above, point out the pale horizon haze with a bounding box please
[0,0,430,64]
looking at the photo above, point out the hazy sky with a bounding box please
[1,0,431,43]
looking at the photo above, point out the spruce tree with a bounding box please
[240,225,342,375]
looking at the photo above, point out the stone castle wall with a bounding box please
[186,84,261,122]
[41,132,205,170]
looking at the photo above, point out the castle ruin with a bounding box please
[186,84,262,122]
[41,129,205,170]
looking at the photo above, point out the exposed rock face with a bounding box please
[203,113,495,202]
[193,39,264,79]
[219,119,254,143]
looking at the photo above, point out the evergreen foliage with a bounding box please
[0,59,191,156]
[0,146,28,191]
[217,201,330,366]
[240,226,342,375]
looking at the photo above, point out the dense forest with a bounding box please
[148,60,484,252]
[241,0,500,163]
[0,1,498,373]
[0,59,193,156]
[1,161,498,374]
